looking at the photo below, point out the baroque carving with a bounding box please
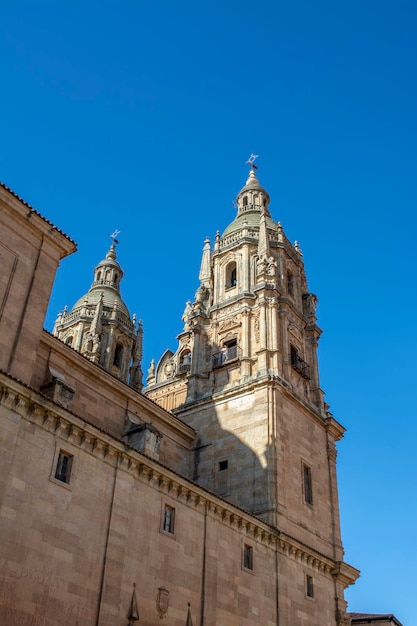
[253,315,260,343]
[156,586,169,618]
[218,317,241,333]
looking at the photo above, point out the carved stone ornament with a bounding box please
[157,587,169,619]
[218,317,241,333]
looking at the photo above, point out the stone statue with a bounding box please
[303,293,318,318]
[182,300,193,327]
[266,256,277,276]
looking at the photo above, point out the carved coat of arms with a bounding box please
[157,587,169,618]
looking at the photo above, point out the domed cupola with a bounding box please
[222,168,277,238]
[71,244,129,318]
[236,168,270,214]
[53,242,143,390]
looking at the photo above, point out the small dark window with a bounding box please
[113,343,124,368]
[55,451,73,484]
[303,464,313,505]
[243,196,248,207]
[217,459,229,495]
[243,545,253,570]
[65,336,73,347]
[290,345,298,367]
[162,505,175,534]
[291,345,311,380]
[287,272,294,296]
[306,574,314,598]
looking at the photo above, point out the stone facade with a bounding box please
[0,173,373,626]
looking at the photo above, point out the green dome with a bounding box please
[72,286,130,318]
[222,169,276,237]
[222,210,277,237]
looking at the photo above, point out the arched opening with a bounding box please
[226,261,237,289]
[97,271,102,281]
[178,349,192,373]
[243,196,248,207]
[65,336,73,347]
[113,343,124,369]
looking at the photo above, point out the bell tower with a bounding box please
[146,166,323,413]
[146,163,346,559]
[53,242,143,390]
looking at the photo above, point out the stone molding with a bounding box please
[0,371,358,587]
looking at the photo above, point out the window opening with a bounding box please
[217,459,229,495]
[287,272,294,296]
[243,545,253,570]
[213,338,239,368]
[290,345,311,380]
[303,464,313,505]
[162,505,175,534]
[226,262,237,289]
[55,451,73,484]
[113,343,124,369]
[178,350,192,373]
[306,574,314,598]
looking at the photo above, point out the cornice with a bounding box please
[0,370,356,582]
[41,332,195,442]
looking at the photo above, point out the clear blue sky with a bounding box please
[2,2,416,623]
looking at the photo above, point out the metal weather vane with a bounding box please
[245,153,259,170]
[110,229,121,245]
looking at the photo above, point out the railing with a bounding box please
[212,344,239,369]
[291,352,311,380]
[177,362,191,374]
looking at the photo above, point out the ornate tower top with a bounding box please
[223,166,273,238]
[53,240,143,390]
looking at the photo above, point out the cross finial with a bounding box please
[245,153,259,170]
[110,229,121,245]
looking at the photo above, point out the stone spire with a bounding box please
[257,209,270,259]
[90,292,103,337]
[199,237,211,287]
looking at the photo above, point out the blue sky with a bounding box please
[2,1,416,623]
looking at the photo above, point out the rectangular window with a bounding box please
[54,451,73,484]
[303,464,313,505]
[243,545,253,571]
[217,459,229,496]
[162,505,175,534]
[306,574,314,598]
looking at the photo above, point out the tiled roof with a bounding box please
[0,181,76,246]
[349,613,403,626]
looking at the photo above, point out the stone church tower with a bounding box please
[53,242,143,390]
[146,167,350,617]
